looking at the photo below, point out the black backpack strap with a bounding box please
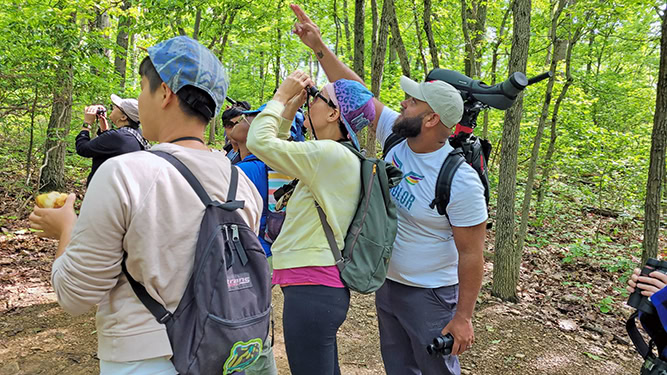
[382,132,405,160]
[150,150,212,206]
[314,201,346,272]
[121,253,173,324]
[430,148,466,217]
[627,311,651,358]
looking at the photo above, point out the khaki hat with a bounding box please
[399,76,463,128]
[110,94,140,123]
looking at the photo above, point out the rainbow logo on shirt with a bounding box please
[391,154,403,169]
[404,171,425,185]
[391,154,423,185]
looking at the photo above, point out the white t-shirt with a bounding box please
[376,106,488,288]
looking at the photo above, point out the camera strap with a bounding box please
[628,310,652,358]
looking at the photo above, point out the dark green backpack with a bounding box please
[315,142,403,294]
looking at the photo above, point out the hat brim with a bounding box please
[341,116,361,151]
[110,94,123,108]
[399,76,427,102]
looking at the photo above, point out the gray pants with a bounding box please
[375,279,460,375]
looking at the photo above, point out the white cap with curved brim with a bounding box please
[399,76,464,128]
[110,94,140,123]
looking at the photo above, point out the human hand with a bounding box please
[29,193,77,240]
[282,89,308,121]
[290,4,325,51]
[441,314,474,356]
[273,70,314,105]
[627,268,667,297]
[84,105,104,125]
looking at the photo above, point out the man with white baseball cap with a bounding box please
[291,4,487,375]
[76,93,149,186]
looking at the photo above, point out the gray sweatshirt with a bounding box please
[51,143,262,362]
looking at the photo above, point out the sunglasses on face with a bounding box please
[306,86,336,109]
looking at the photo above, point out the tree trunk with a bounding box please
[27,85,38,180]
[389,2,411,78]
[343,0,351,57]
[40,68,73,192]
[642,11,667,264]
[371,0,378,56]
[114,0,132,90]
[218,11,237,59]
[367,0,392,157]
[413,3,428,78]
[274,0,283,92]
[423,0,439,68]
[208,116,217,145]
[537,23,583,209]
[193,8,202,40]
[91,9,111,77]
[516,0,567,255]
[353,0,365,79]
[461,0,487,78]
[334,0,341,55]
[491,0,532,303]
[483,1,513,139]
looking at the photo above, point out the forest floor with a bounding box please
[0,156,663,374]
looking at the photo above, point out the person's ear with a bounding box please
[423,112,441,129]
[327,107,341,124]
[160,82,176,109]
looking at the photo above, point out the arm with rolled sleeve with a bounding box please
[50,159,133,316]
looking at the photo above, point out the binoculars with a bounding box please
[96,107,107,116]
[426,333,454,356]
[627,258,667,315]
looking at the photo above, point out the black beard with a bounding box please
[392,115,423,138]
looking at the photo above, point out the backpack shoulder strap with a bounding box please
[150,150,212,206]
[121,253,173,324]
[150,150,243,211]
[314,202,346,272]
[430,148,466,217]
[382,133,405,160]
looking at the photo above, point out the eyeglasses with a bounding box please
[307,87,337,109]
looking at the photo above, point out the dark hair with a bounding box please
[338,120,349,140]
[222,107,245,127]
[127,118,140,128]
[236,101,251,111]
[138,56,215,124]
[139,56,162,93]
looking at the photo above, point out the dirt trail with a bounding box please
[0,263,642,375]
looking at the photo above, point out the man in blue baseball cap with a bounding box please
[29,36,264,374]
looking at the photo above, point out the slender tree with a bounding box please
[516,0,567,256]
[423,0,439,68]
[367,0,393,156]
[642,8,667,263]
[491,0,532,302]
[353,0,365,79]
[114,0,132,90]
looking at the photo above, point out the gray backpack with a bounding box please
[121,150,271,375]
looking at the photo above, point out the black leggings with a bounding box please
[281,285,350,375]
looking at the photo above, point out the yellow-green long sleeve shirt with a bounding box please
[247,100,361,270]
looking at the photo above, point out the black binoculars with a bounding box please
[627,258,667,315]
[306,86,319,97]
[426,333,454,356]
[96,107,107,116]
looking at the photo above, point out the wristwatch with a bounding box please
[82,122,92,130]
